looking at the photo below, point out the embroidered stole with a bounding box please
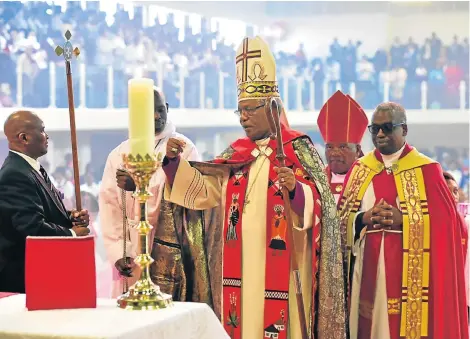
[222,142,318,339]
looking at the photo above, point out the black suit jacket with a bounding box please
[0,152,73,292]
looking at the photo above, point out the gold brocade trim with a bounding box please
[237,81,280,101]
[388,298,401,315]
[338,162,374,277]
[292,137,347,339]
[395,168,430,339]
[360,148,435,176]
[216,146,235,160]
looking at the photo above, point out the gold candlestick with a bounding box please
[117,152,173,310]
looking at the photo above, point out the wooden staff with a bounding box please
[265,98,309,339]
[55,30,81,211]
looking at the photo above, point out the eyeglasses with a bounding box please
[368,122,404,135]
[234,103,265,117]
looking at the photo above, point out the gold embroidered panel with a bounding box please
[388,298,401,315]
[395,168,430,339]
[338,162,374,277]
[292,137,347,339]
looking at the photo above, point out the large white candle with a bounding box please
[128,78,155,157]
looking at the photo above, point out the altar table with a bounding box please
[0,294,229,339]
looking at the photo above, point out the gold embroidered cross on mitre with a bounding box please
[235,36,280,102]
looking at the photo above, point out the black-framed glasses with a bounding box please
[368,122,404,135]
[234,103,265,117]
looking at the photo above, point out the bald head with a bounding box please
[4,111,39,140]
[4,110,48,159]
[153,87,168,134]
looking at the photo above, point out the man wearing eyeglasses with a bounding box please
[339,102,468,339]
[99,87,201,299]
[317,90,368,205]
[162,36,346,339]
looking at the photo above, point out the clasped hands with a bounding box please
[363,198,403,231]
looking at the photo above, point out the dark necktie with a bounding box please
[40,165,53,190]
[40,165,63,201]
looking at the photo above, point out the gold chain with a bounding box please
[243,153,269,210]
[121,188,128,293]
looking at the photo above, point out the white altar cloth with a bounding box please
[0,294,229,339]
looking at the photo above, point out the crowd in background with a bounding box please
[0,1,468,199]
[0,1,468,297]
[0,2,468,111]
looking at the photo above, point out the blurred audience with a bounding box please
[0,2,468,111]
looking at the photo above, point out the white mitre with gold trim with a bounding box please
[235,36,280,102]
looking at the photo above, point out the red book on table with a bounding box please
[25,235,97,310]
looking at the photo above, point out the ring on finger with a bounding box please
[171,147,178,153]
[280,178,285,183]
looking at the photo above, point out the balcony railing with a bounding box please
[14,61,469,112]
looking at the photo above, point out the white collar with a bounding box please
[381,143,406,168]
[331,171,347,182]
[10,150,41,173]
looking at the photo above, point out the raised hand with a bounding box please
[166,138,186,159]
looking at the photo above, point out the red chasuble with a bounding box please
[212,127,322,339]
[338,144,469,339]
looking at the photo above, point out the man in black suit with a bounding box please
[0,110,90,293]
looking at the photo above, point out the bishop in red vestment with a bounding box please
[338,102,468,339]
[317,90,368,205]
[162,36,346,339]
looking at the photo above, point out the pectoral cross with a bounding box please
[385,163,399,175]
[236,37,261,82]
